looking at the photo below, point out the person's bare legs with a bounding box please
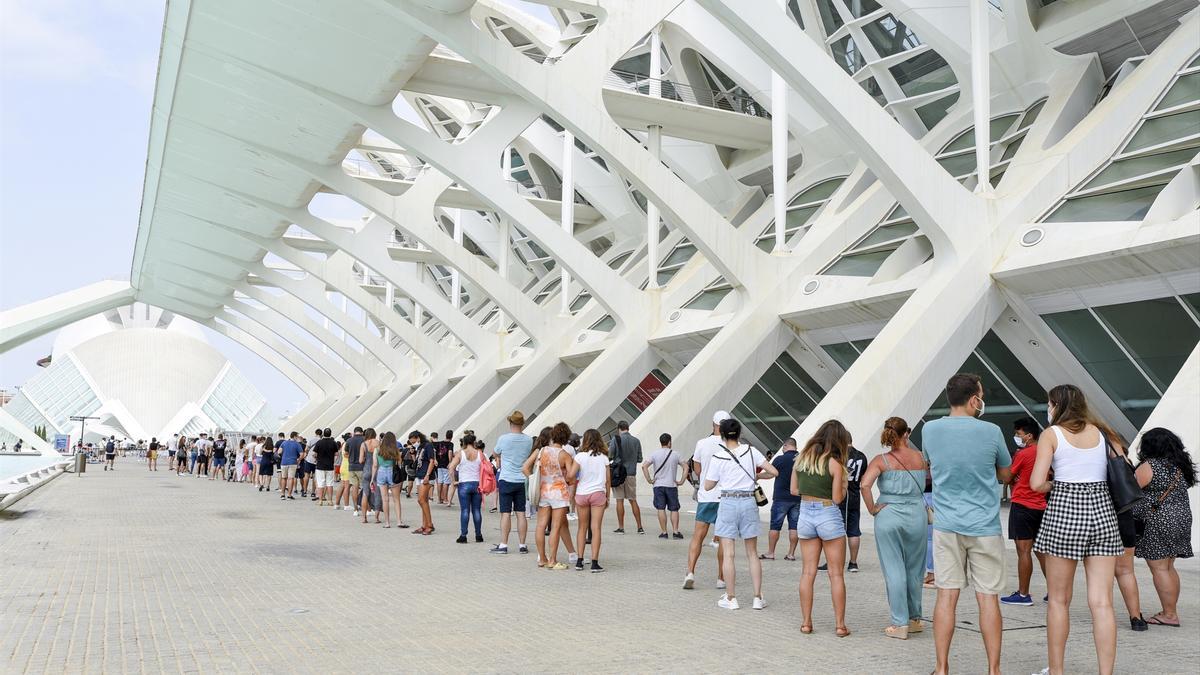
[1083,555,1117,675]
[516,511,528,547]
[1147,557,1181,623]
[559,512,575,556]
[767,529,781,557]
[547,507,566,564]
[687,522,710,574]
[1044,555,1077,675]
[657,509,668,534]
[1015,538,1037,596]
[575,503,591,557]
[392,486,404,526]
[744,537,763,599]
[670,509,680,534]
[798,537,822,628]
[823,537,848,630]
[848,536,860,565]
[933,587,961,675]
[535,505,550,564]
[1115,548,1142,619]
[590,504,605,560]
[616,499,626,529]
[381,484,392,526]
[787,530,799,559]
[499,512,512,547]
[720,537,737,601]
[977,591,1003,675]
[418,482,433,530]
[630,499,643,530]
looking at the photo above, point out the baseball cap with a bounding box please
[712,410,731,425]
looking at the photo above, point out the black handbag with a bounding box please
[610,435,627,487]
[1105,437,1143,514]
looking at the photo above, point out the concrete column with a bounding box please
[771,70,788,251]
[970,0,992,195]
[646,26,663,289]
[561,130,575,315]
[384,282,394,342]
[451,209,463,310]
[498,146,512,331]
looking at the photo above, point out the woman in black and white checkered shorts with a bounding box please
[1030,385,1124,675]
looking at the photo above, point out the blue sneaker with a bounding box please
[1001,592,1034,606]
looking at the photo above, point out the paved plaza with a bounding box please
[2,467,1197,674]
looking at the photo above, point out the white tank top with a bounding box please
[1050,425,1107,482]
[457,450,482,482]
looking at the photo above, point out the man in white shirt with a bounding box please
[683,410,731,591]
[643,433,687,540]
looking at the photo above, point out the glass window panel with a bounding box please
[941,129,975,154]
[787,0,805,28]
[792,177,847,205]
[590,315,615,332]
[661,243,697,268]
[830,35,866,74]
[824,248,895,276]
[1082,148,1197,190]
[888,203,909,220]
[975,330,1047,405]
[776,351,827,401]
[569,293,591,312]
[823,342,861,371]
[683,287,733,311]
[989,114,1020,140]
[915,91,959,129]
[1094,297,1200,391]
[816,0,844,36]
[1000,135,1025,161]
[1017,99,1047,130]
[1155,72,1200,111]
[758,362,820,421]
[785,204,820,230]
[844,0,883,17]
[862,14,921,58]
[1042,308,1159,427]
[1044,185,1164,222]
[855,220,918,249]
[859,76,888,106]
[1125,110,1200,152]
[732,401,785,450]
[607,252,632,270]
[889,51,957,98]
[1183,293,1200,316]
[937,152,977,177]
[755,236,775,252]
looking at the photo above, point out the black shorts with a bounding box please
[838,493,862,538]
[1008,502,1045,540]
[652,486,681,512]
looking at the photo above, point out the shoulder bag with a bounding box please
[609,435,628,488]
[1105,436,1143,514]
[725,446,768,507]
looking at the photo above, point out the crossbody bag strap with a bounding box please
[890,450,927,496]
[1158,468,1182,506]
[652,450,674,480]
[725,447,758,484]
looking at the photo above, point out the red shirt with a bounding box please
[1009,446,1046,510]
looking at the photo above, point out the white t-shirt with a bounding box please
[644,447,686,488]
[692,436,725,503]
[575,452,609,496]
[704,444,765,492]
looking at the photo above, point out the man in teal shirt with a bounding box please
[923,372,1012,675]
[490,410,532,555]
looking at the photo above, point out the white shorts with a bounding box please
[316,470,335,489]
[539,497,570,509]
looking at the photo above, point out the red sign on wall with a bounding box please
[626,372,668,412]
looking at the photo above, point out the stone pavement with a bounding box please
[2,466,1197,674]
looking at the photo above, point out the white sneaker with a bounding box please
[708,540,719,549]
[353,510,361,516]
[717,594,739,610]
[1032,669,1049,675]
[752,596,766,610]
[567,513,577,521]
[683,573,695,590]
[568,553,578,564]
[716,580,727,590]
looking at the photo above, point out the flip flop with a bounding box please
[800,624,813,635]
[1146,615,1181,627]
[759,554,775,560]
[784,555,796,561]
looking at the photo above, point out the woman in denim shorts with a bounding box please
[703,418,778,611]
[790,419,851,637]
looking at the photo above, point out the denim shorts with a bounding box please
[796,501,846,540]
[696,502,719,524]
[376,470,395,487]
[652,486,680,512]
[769,501,801,531]
[714,495,760,540]
[498,480,526,514]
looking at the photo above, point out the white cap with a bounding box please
[712,410,731,425]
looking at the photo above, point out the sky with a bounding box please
[0,0,304,417]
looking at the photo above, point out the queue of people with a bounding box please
[134,369,1193,675]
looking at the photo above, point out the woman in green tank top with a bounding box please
[791,420,850,637]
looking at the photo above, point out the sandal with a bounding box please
[908,619,923,634]
[759,554,775,560]
[398,523,410,529]
[411,527,427,535]
[885,625,908,640]
[784,555,796,561]
[1146,614,1181,627]
[800,624,813,635]
[836,626,851,638]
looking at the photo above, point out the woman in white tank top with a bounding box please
[1030,385,1124,675]
[447,434,484,543]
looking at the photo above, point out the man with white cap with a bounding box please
[683,410,730,590]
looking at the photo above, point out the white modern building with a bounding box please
[2,0,1198,538]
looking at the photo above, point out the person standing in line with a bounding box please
[763,438,801,561]
[524,422,575,569]
[311,428,340,507]
[258,436,276,492]
[429,432,444,504]
[303,429,321,499]
[924,373,1011,675]
[566,433,581,522]
[490,411,533,554]
[683,410,730,591]
[411,431,437,534]
[211,434,228,480]
[147,437,159,472]
[341,427,365,512]
[571,429,612,572]
[1031,384,1124,675]
[792,420,851,635]
[437,430,455,506]
[1001,417,1048,607]
[842,445,867,572]
[608,421,645,534]
[372,431,406,529]
[194,433,212,478]
[359,428,382,524]
[1134,427,1195,628]
[168,434,179,469]
[859,417,928,639]
[642,433,687,539]
[103,436,117,471]
[278,432,303,500]
[448,433,484,543]
[187,436,198,475]
[705,418,777,611]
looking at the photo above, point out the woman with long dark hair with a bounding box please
[1134,427,1195,628]
[1031,384,1123,675]
[448,433,484,543]
[570,429,611,572]
[791,419,849,634]
[373,430,405,529]
[258,436,275,492]
[410,431,436,535]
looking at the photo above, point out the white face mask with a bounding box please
[974,395,986,418]
[1012,435,1025,448]
[1046,406,1054,425]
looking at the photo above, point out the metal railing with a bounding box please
[603,69,771,119]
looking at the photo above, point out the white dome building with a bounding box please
[2,304,276,445]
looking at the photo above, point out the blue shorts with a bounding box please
[652,486,680,512]
[213,457,227,468]
[696,501,719,524]
[498,480,526,514]
[770,501,801,531]
[796,501,846,540]
[714,495,760,540]
[376,471,395,487]
[437,468,451,485]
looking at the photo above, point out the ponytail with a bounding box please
[880,416,910,449]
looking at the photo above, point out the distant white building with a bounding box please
[1,304,276,445]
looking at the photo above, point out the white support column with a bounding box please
[498,146,512,331]
[560,129,574,315]
[384,282,394,343]
[451,209,463,310]
[646,26,663,288]
[970,0,992,195]
[771,70,788,251]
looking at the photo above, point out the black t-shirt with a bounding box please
[435,441,452,469]
[417,443,435,478]
[149,441,159,451]
[345,435,365,471]
[213,439,227,459]
[845,447,868,494]
[313,437,339,471]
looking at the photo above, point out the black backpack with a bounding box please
[609,434,628,487]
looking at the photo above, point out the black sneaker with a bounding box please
[848,562,859,573]
[575,559,585,571]
[590,561,604,573]
[456,535,468,544]
[1131,615,1149,632]
[489,545,508,555]
[613,528,625,534]
[817,563,828,571]
[637,527,645,534]
[288,495,295,500]
[544,526,551,536]
[658,533,669,539]
[518,544,529,554]
[280,494,286,500]
[672,532,685,539]
[475,534,484,543]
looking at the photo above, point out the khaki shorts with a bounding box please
[933,530,1006,595]
[280,465,297,479]
[347,470,362,487]
[613,474,637,500]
